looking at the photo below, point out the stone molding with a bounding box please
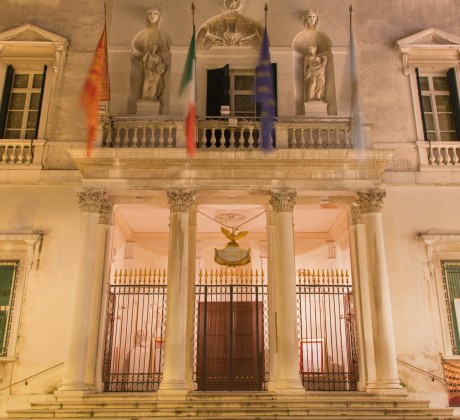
[356,189,386,214]
[269,190,297,213]
[76,189,105,213]
[167,190,194,213]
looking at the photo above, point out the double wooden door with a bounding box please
[196,301,264,391]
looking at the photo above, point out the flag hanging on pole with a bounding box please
[80,22,110,157]
[179,24,197,157]
[256,26,275,151]
[349,5,365,149]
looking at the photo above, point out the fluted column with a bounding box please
[159,190,194,396]
[349,202,376,391]
[59,189,107,393]
[266,207,278,391]
[270,190,304,393]
[356,189,402,391]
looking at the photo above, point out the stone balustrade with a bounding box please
[0,139,45,165]
[417,141,460,167]
[102,117,353,150]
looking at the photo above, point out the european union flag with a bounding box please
[256,27,275,151]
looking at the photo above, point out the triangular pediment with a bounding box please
[396,28,460,49]
[0,24,68,45]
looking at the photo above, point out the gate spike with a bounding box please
[261,268,264,283]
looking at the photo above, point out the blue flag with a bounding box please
[256,27,275,151]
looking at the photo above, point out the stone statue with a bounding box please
[128,7,171,113]
[304,45,327,101]
[141,44,165,101]
[292,8,333,115]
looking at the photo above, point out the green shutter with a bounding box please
[0,262,18,356]
[443,261,460,354]
[447,68,460,141]
[0,65,15,138]
[415,67,428,141]
[33,65,47,139]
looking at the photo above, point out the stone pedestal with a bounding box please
[270,191,304,394]
[304,100,327,117]
[136,99,160,116]
[158,190,194,396]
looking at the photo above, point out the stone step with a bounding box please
[8,406,455,418]
[29,399,434,410]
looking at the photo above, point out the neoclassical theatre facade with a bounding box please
[0,0,460,418]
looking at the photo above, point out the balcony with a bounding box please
[101,117,353,150]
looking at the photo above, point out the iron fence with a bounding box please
[102,268,167,392]
[296,269,358,391]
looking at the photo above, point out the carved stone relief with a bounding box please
[196,0,263,50]
[128,8,171,115]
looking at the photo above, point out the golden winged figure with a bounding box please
[221,227,248,245]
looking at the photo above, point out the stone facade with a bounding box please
[0,0,460,416]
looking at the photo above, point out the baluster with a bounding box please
[335,128,341,147]
[199,127,207,148]
[326,129,332,148]
[428,146,436,165]
[229,128,236,148]
[452,147,459,165]
[317,128,323,148]
[165,126,173,148]
[288,127,294,148]
[26,145,33,163]
[139,126,147,147]
[0,146,5,164]
[308,128,314,148]
[17,145,25,164]
[299,129,306,148]
[443,147,450,165]
[210,128,217,148]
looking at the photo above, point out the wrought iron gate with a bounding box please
[296,269,358,391]
[194,268,269,391]
[102,269,167,392]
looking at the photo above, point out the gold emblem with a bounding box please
[214,227,251,267]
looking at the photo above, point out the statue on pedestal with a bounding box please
[128,7,171,114]
[141,44,166,101]
[304,44,327,101]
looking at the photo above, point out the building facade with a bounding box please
[0,0,460,417]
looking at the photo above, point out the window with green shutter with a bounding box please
[0,261,19,356]
[441,261,460,354]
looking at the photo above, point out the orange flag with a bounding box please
[80,23,110,157]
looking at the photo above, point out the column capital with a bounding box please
[356,189,386,214]
[350,202,364,225]
[167,190,194,213]
[76,188,105,213]
[99,198,113,225]
[269,190,297,213]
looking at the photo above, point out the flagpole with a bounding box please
[264,3,268,27]
[191,2,198,154]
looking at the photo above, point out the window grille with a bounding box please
[0,261,20,356]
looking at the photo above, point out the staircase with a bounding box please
[6,392,457,419]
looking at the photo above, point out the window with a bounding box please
[416,68,460,141]
[206,64,277,117]
[442,261,460,355]
[0,66,46,139]
[0,261,19,356]
[0,24,68,141]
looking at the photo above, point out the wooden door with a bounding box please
[196,301,263,391]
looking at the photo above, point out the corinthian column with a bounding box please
[269,190,304,393]
[59,189,106,393]
[356,189,402,391]
[159,190,194,396]
[349,202,376,390]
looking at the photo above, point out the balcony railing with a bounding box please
[0,139,45,165]
[417,141,460,168]
[101,117,353,150]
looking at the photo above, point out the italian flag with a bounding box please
[179,25,196,157]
